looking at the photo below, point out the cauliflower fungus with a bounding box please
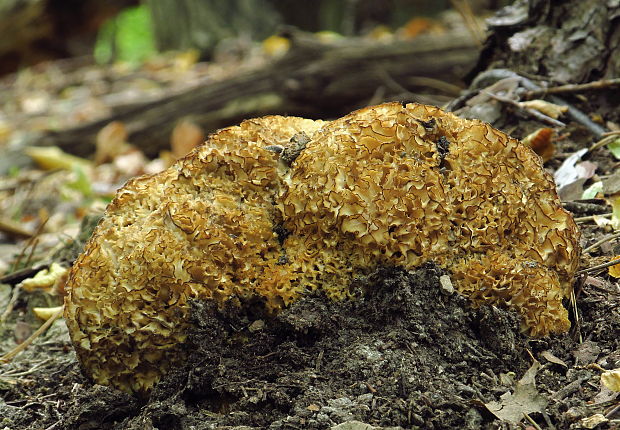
[65,103,580,394]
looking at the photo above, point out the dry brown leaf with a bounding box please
[95,121,130,165]
[540,350,567,368]
[485,361,547,423]
[580,414,608,429]
[171,119,204,159]
[522,128,554,162]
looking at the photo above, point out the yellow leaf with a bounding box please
[610,195,620,230]
[601,368,620,392]
[20,263,68,292]
[262,35,290,57]
[33,306,64,321]
[25,146,91,172]
[519,100,568,119]
[608,257,620,278]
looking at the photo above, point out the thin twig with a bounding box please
[583,232,620,254]
[605,402,620,418]
[24,237,39,268]
[589,134,620,153]
[551,376,590,400]
[0,358,52,378]
[0,307,64,363]
[0,217,34,238]
[470,69,607,137]
[576,259,620,275]
[525,78,620,98]
[482,90,566,127]
[571,289,582,343]
[450,0,485,46]
[0,285,21,324]
[523,412,543,430]
[11,216,49,271]
[573,213,612,223]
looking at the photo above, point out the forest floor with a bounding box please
[1,43,620,430]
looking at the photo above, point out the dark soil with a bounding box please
[1,262,619,430]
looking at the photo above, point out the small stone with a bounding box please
[439,274,454,294]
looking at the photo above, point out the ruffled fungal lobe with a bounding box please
[64,103,580,394]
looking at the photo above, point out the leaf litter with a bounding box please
[1,34,620,430]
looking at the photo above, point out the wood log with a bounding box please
[41,29,478,158]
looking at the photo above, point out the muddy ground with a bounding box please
[1,257,619,429]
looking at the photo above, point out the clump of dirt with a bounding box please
[69,264,531,429]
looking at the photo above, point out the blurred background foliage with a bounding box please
[0,0,508,74]
[94,5,156,65]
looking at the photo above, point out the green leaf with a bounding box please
[95,5,156,65]
[607,137,620,160]
[582,181,603,199]
[66,166,93,198]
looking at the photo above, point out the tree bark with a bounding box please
[470,0,620,83]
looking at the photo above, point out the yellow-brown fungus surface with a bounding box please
[65,103,580,394]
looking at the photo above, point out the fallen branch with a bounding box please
[38,29,479,158]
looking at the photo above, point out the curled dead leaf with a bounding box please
[522,127,554,162]
[171,119,204,159]
[601,368,620,392]
[519,100,568,119]
[33,306,64,321]
[95,121,130,165]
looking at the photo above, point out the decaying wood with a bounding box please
[472,0,620,83]
[40,29,478,158]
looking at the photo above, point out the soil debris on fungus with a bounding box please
[64,102,580,395]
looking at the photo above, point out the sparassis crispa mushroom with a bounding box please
[64,103,580,394]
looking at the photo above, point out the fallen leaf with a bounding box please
[601,368,620,392]
[519,100,568,119]
[368,25,394,41]
[25,146,92,172]
[573,340,601,365]
[554,148,587,189]
[580,414,608,429]
[485,361,547,424]
[582,181,604,199]
[173,49,199,72]
[399,17,436,39]
[610,195,620,230]
[540,350,567,368]
[554,149,598,200]
[522,127,554,162]
[95,121,130,165]
[20,263,68,292]
[262,35,291,57]
[14,321,32,344]
[607,137,620,160]
[609,257,620,278]
[33,306,64,321]
[171,119,204,159]
[592,215,612,227]
[593,384,619,404]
